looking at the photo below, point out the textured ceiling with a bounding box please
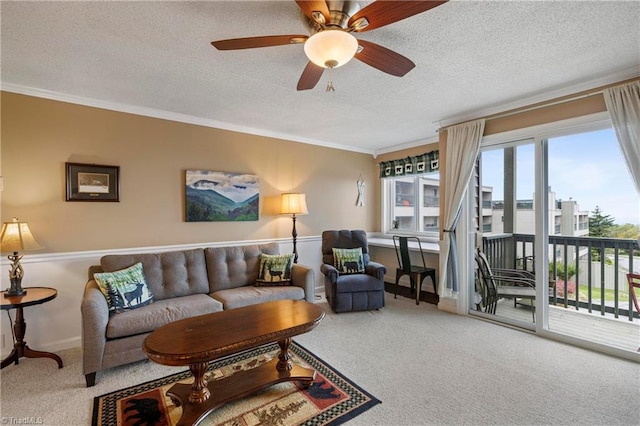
[2,1,639,156]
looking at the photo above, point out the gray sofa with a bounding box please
[81,242,314,386]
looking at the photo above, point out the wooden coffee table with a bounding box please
[143,299,325,426]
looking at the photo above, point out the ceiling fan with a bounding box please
[211,1,448,91]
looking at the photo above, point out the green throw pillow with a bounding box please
[94,262,154,314]
[256,253,294,286]
[333,247,365,274]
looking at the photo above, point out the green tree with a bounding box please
[589,206,615,237]
[589,206,615,261]
[610,223,640,240]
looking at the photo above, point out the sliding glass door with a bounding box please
[472,139,537,328]
[469,116,640,354]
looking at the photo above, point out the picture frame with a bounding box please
[185,170,259,221]
[66,162,120,202]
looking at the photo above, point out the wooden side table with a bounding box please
[1,287,63,369]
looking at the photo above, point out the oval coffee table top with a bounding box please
[143,299,325,366]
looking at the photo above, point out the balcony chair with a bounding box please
[321,230,386,313]
[475,248,536,322]
[392,236,437,305]
[626,273,640,351]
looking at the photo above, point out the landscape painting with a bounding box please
[185,170,259,222]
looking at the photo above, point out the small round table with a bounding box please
[1,287,63,369]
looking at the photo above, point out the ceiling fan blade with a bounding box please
[211,35,307,50]
[355,40,415,77]
[348,1,448,32]
[297,61,324,91]
[296,0,331,25]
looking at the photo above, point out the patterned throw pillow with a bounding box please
[256,253,294,286]
[94,262,154,314]
[333,248,365,274]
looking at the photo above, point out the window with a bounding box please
[384,173,440,235]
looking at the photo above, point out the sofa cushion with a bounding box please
[204,243,279,292]
[256,253,294,286]
[210,286,305,310]
[332,247,365,274]
[101,249,209,301]
[105,294,223,339]
[93,262,154,314]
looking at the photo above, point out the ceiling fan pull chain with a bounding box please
[326,67,335,93]
[326,80,335,92]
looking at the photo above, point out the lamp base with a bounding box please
[5,275,26,297]
[4,289,27,298]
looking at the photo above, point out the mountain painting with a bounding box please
[185,170,259,222]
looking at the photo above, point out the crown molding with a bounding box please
[0,83,375,156]
[374,136,440,157]
[436,66,640,129]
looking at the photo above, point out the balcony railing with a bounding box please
[482,233,640,321]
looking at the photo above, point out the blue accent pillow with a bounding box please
[94,262,154,314]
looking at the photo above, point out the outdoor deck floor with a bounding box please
[492,299,640,352]
[387,284,639,352]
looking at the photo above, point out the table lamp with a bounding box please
[0,218,43,297]
[280,193,309,263]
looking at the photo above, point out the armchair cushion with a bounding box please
[332,247,365,274]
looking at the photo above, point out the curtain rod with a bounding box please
[437,88,606,131]
[485,89,604,122]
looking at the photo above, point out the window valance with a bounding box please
[379,150,439,178]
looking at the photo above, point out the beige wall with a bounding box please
[1,92,379,253]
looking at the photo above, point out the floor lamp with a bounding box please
[280,193,308,263]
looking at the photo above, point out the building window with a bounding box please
[384,173,440,236]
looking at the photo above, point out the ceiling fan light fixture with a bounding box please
[303,29,358,68]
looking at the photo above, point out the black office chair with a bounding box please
[393,236,437,305]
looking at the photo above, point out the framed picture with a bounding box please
[66,162,120,202]
[185,170,259,221]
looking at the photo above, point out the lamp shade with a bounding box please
[0,218,43,253]
[303,29,358,69]
[280,193,309,215]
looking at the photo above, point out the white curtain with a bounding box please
[603,81,640,193]
[439,119,486,297]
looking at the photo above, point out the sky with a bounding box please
[481,128,639,226]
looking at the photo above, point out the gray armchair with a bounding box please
[321,230,386,313]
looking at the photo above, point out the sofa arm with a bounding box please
[366,261,387,280]
[81,280,109,380]
[320,263,339,284]
[291,263,316,302]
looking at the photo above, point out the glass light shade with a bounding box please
[280,193,309,215]
[0,218,43,253]
[303,30,358,68]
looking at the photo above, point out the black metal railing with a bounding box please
[482,233,640,321]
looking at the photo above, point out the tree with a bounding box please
[610,223,640,240]
[589,206,615,262]
[589,206,615,237]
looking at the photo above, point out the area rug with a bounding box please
[92,341,381,426]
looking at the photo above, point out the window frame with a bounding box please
[381,172,441,240]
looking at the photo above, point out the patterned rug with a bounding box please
[92,341,380,426]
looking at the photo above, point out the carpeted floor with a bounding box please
[1,295,639,425]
